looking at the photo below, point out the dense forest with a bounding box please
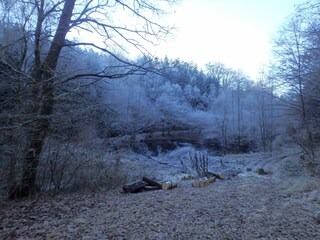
[1,0,320,200]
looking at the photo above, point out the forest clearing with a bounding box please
[1,148,320,239]
[1,0,320,239]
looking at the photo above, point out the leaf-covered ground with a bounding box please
[1,150,320,239]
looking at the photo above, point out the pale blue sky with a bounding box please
[154,0,305,79]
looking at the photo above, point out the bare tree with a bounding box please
[0,0,175,198]
[271,3,320,172]
[206,62,236,91]
[255,77,274,153]
[206,63,235,154]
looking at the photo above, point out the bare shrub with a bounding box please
[0,126,27,200]
[36,122,125,193]
[189,150,209,177]
[288,127,320,177]
[37,139,90,192]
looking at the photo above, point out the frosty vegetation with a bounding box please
[1,0,320,200]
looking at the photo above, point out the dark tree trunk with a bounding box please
[123,181,147,193]
[142,177,162,189]
[20,121,48,197]
[11,0,76,199]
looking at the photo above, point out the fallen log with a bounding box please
[207,171,225,180]
[142,177,162,189]
[123,180,146,193]
[161,181,177,190]
[192,177,215,188]
[143,186,162,191]
[208,177,215,183]
[123,177,178,193]
[256,168,272,175]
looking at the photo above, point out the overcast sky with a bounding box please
[154,0,305,79]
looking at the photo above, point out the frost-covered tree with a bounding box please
[0,0,176,198]
[271,1,320,173]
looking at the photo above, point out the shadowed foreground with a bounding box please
[1,174,319,239]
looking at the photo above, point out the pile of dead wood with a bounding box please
[123,177,177,193]
[187,171,224,188]
[182,172,224,181]
[191,177,215,188]
[123,171,225,193]
[190,174,224,188]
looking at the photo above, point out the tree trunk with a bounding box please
[161,181,177,190]
[11,0,76,199]
[123,180,147,193]
[20,121,48,197]
[192,178,215,188]
[142,177,163,189]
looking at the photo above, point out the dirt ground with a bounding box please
[1,150,320,239]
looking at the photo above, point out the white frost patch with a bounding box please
[103,147,315,187]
